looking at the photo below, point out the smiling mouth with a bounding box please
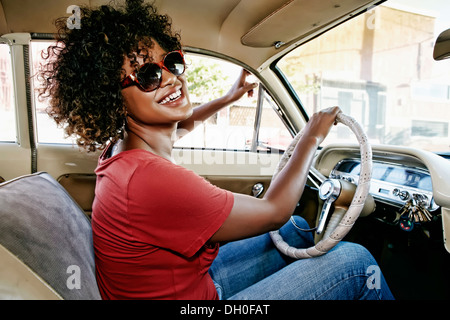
[159,89,182,105]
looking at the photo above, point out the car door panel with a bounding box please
[53,149,280,217]
[0,144,31,181]
[57,173,96,216]
[36,144,99,179]
[203,175,272,197]
[35,144,99,216]
[174,148,281,195]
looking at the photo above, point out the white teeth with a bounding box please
[160,90,182,105]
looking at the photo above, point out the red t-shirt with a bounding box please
[91,146,234,300]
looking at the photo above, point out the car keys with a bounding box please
[399,200,414,231]
[417,204,433,222]
[398,197,434,231]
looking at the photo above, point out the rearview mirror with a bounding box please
[433,28,450,61]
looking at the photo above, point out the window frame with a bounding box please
[0,38,17,144]
[0,33,34,150]
[0,33,34,180]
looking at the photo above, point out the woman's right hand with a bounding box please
[302,106,341,145]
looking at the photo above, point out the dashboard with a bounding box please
[313,143,450,253]
[330,159,439,212]
[307,141,450,299]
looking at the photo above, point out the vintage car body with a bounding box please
[0,0,449,300]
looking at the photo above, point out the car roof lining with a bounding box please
[241,0,379,48]
[0,0,383,71]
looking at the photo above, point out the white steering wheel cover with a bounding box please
[269,113,372,259]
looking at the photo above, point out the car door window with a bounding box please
[174,54,292,151]
[174,54,256,150]
[0,43,16,142]
[31,40,77,145]
[31,42,292,151]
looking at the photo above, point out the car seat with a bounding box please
[0,172,101,299]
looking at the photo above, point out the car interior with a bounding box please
[0,0,449,300]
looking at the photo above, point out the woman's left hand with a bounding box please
[224,69,258,104]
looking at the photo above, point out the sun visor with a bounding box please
[241,0,378,48]
[433,29,450,61]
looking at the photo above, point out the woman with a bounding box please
[39,0,393,300]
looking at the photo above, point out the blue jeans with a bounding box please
[209,216,394,300]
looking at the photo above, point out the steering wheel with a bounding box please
[269,112,372,259]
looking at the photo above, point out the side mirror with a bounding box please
[433,29,450,61]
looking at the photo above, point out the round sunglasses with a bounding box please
[120,50,186,92]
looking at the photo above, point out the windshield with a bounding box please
[277,0,450,153]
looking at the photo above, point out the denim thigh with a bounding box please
[209,216,394,300]
[209,216,313,299]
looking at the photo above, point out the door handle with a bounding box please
[252,183,264,198]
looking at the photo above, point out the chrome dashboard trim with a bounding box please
[330,158,439,212]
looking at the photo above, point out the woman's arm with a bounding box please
[176,69,257,137]
[210,107,341,243]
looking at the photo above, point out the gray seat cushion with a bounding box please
[0,172,101,300]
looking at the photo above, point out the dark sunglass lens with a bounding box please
[137,64,162,91]
[164,52,185,76]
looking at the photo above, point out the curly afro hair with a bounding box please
[38,0,182,152]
